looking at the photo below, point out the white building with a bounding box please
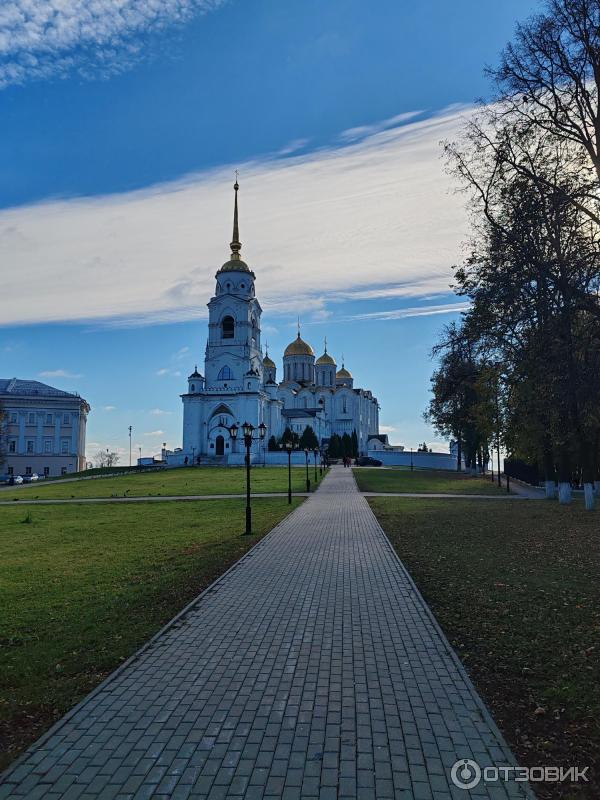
[0,378,90,477]
[179,182,380,463]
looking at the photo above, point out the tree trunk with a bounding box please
[542,444,556,500]
[580,437,595,511]
[557,445,572,505]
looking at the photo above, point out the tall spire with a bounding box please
[324,336,328,353]
[230,175,241,260]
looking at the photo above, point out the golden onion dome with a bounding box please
[284,333,315,357]
[218,257,252,273]
[316,351,336,366]
[336,366,352,379]
[263,354,276,368]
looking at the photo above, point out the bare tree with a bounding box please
[93,450,120,469]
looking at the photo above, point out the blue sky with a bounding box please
[0,0,539,460]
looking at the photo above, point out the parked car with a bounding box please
[5,475,24,485]
[355,456,383,467]
[22,473,39,483]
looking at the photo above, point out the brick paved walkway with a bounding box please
[1,467,530,799]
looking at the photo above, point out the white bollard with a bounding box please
[558,482,572,505]
[584,483,595,511]
[544,480,556,499]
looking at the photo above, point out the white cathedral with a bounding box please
[179,182,380,462]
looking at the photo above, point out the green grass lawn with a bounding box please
[0,498,302,770]
[370,497,600,800]
[354,467,508,494]
[2,465,326,501]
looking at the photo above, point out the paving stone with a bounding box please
[0,468,532,799]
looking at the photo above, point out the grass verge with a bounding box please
[2,466,327,501]
[369,497,600,800]
[354,467,508,494]
[0,498,302,770]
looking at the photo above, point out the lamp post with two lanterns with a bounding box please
[229,421,267,535]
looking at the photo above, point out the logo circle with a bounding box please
[451,759,482,789]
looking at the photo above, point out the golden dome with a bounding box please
[218,257,252,273]
[263,354,276,368]
[316,351,336,365]
[284,333,315,357]
[336,366,352,379]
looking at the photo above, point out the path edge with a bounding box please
[0,493,312,784]
[354,472,534,799]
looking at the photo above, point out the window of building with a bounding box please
[342,397,347,413]
[46,413,53,424]
[61,439,69,454]
[25,466,32,475]
[61,467,67,475]
[28,412,35,425]
[63,413,70,425]
[26,439,34,454]
[191,384,195,392]
[7,466,13,476]
[9,412,17,424]
[44,439,52,453]
[44,467,50,476]
[217,365,233,381]
[8,440,16,453]
[222,316,234,338]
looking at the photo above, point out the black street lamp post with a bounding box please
[286,442,293,503]
[410,447,414,472]
[313,448,318,482]
[304,448,311,493]
[230,421,267,535]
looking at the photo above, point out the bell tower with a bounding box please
[204,181,263,389]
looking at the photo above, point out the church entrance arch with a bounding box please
[215,435,225,456]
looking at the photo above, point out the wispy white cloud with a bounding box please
[102,405,116,412]
[338,111,424,142]
[173,345,190,361]
[150,407,173,416]
[144,429,165,436]
[278,138,311,156]
[0,0,224,88]
[0,106,470,328]
[345,301,470,322]
[155,368,182,377]
[39,369,83,379]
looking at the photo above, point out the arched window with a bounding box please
[222,316,234,339]
[191,384,195,392]
[304,396,308,408]
[217,365,233,380]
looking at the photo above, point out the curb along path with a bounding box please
[1,466,529,799]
